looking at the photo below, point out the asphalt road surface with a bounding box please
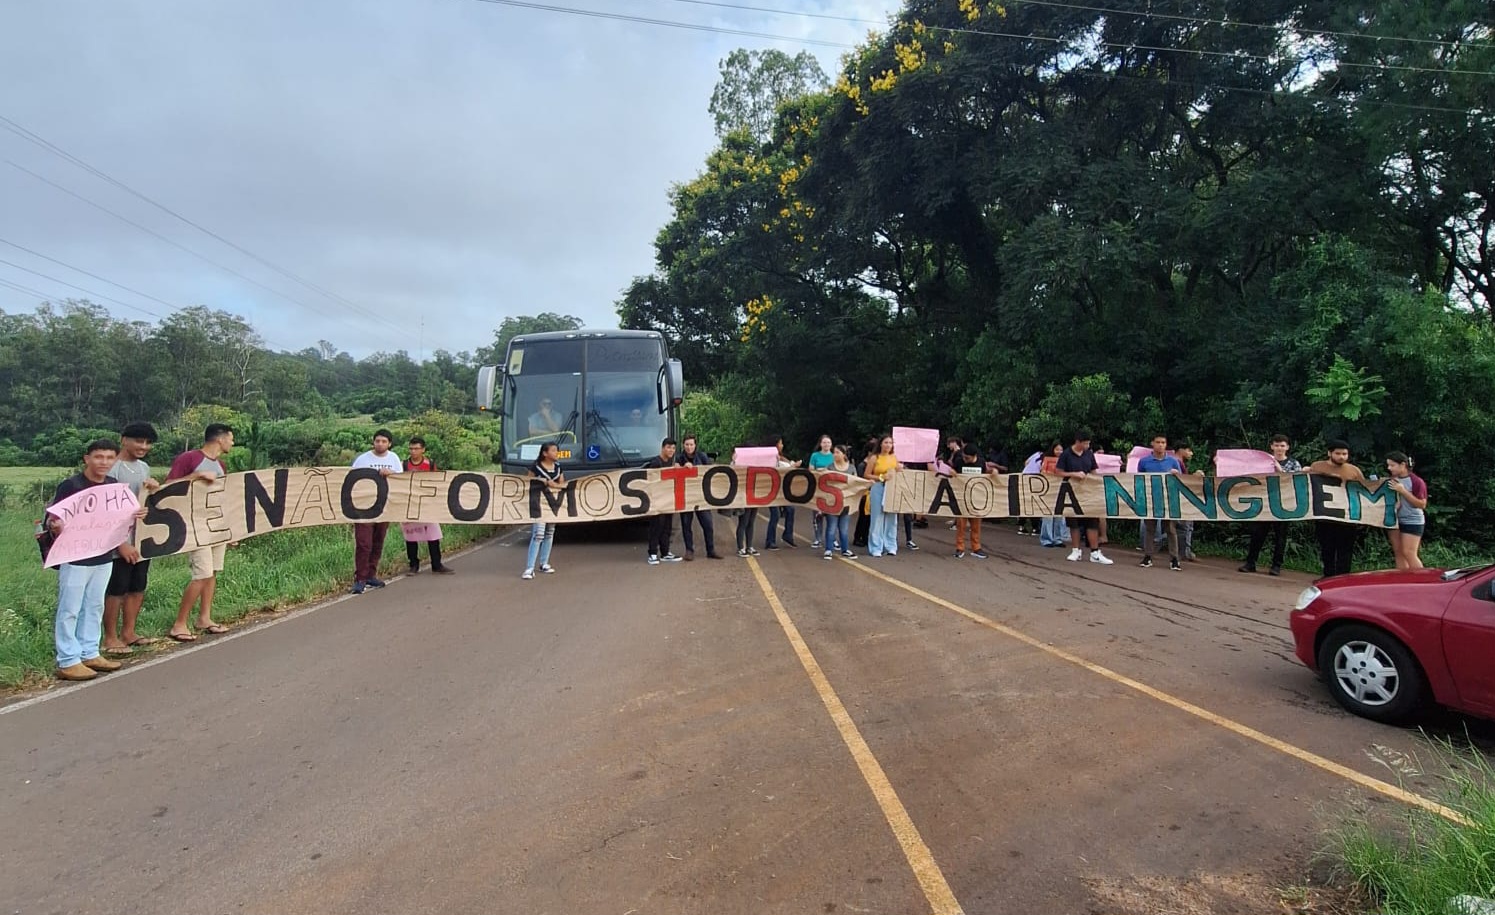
[4,519,1491,915]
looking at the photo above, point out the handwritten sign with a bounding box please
[1125,446,1151,473]
[1214,449,1280,476]
[731,447,779,468]
[1095,453,1123,474]
[400,523,442,542]
[44,483,139,568]
[892,426,939,463]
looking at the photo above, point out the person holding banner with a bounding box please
[1038,442,1070,547]
[1136,435,1183,571]
[166,424,235,640]
[807,435,835,549]
[102,422,161,655]
[349,429,403,594]
[523,442,566,579]
[677,435,724,561]
[866,434,901,557]
[1383,452,1428,571]
[1172,443,1202,561]
[644,438,683,564]
[48,438,141,681]
[951,443,988,559]
[1308,440,1367,578]
[764,436,800,550]
[1239,434,1302,576]
[823,444,858,560]
[1056,431,1114,565]
[402,437,454,576]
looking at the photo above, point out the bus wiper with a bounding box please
[587,409,627,463]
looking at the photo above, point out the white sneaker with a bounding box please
[1090,550,1114,565]
[540,564,555,574]
[1066,548,1083,562]
[521,568,535,580]
[661,553,683,562]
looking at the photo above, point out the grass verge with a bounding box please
[1336,738,1495,915]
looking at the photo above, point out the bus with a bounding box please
[476,329,684,476]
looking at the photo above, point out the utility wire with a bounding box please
[465,0,856,47]
[0,238,180,314]
[0,255,171,321]
[0,115,408,335]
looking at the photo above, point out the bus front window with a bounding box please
[502,341,583,463]
[586,373,669,462]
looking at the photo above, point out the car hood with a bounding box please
[1317,568,1458,592]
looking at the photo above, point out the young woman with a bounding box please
[853,436,879,546]
[808,434,835,548]
[1384,452,1428,570]
[522,442,565,580]
[765,436,801,550]
[734,441,761,557]
[823,444,858,560]
[866,434,901,557]
[1038,441,1070,547]
[1016,449,1043,535]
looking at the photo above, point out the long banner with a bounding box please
[134,466,1395,559]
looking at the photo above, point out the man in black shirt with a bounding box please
[644,438,683,564]
[47,438,144,681]
[1054,430,1114,565]
[676,435,724,560]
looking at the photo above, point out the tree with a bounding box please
[708,49,829,141]
[474,313,583,367]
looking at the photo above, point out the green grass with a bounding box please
[0,466,72,485]
[0,480,498,688]
[1336,739,1495,915]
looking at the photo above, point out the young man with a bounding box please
[351,429,403,593]
[1308,439,1366,578]
[1136,435,1184,571]
[644,438,683,564]
[951,443,989,559]
[402,436,454,576]
[676,435,724,560]
[1056,430,1113,564]
[1172,442,1201,561]
[166,424,235,641]
[49,438,142,680]
[1239,434,1302,576]
[102,422,162,654]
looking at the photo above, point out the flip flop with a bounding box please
[167,632,198,642]
[198,624,230,635]
[103,645,134,656]
[126,636,160,647]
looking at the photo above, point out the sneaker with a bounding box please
[783,540,797,548]
[1269,566,1283,576]
[1090,551,1114,565]
[408,563,420,575]
[812,539,821,548]
[1140,556,1153,568]
[823,551,833,560]
[971,549,988,559]
[947,521,958,530]
[766,544,780,551]
[432,566,456,575]
[1066,549,1083,562]
[840,550,857,560]
[1170,559,1182,572]
[684,551,694,562]
[661,553,684,562]
[366,577,387,589]
[522,568,535,580]
[907,540,920,551]
[1238,563,1256,573]
[540,564,555,574]
[350,581,366,595]
[748,548,761,556]
[954,550,965,559]
[737,548,748,557]
[648,554,660,565]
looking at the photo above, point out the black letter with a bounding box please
[529,479,577,518]
[341,468,389,520]
[1053,481,1083,516]
[782,469,817,504]
[702,466,738,507]
[447,473,491,522]
[1309,474,1345,520]
[1007,474,1021,517]
[619,470,650,516]
[138,480,189,559]
[244,469,290,534]
[928,478,962,516]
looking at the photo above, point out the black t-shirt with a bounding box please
[1056,447,1098,475]
[985,448,1011,471]
[48,473,118,566]
[530,461,563,483]
[643,456,672,470]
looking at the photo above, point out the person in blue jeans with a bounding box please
[1135,434,1184,571]
[765,436,801,550]
[522,442,565,580]
[821,444,858,559]
[807,435,835,548]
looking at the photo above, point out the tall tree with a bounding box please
[708,49,829,141]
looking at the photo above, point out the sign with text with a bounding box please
[134,466,875,559]
[891,426,939,463]
[883,471,1397,529]
[1214,449,1280,476]
[44,482,139,567]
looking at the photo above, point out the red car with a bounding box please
[1289,565,1495,724]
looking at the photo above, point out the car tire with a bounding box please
[1316,624,1429,725]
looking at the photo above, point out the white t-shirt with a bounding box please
[352,450,404,473]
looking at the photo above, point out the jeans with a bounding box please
[735,510,757,551]
[648,514,674,557]
[1176,520,1195,558]
[405,538,445,571]
[354,522,390,581]
[765,505,796,547]
[1039,516,1069,546]
[819,511,851,552]
[56,562,111,668]
[681,508,716,556]
[525,523,555,570]
[868,482,899,555]
[1245,522,1287,569]
[1142,520,1179,559]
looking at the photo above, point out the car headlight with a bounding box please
[1294,586,1321,611]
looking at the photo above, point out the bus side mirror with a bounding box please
[666,359,684,407]
[476,366,499,413]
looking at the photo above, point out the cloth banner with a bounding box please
[134,466,874,559]
[45,483,139,568]
[883,470,1396,529]
[891,426,939,463]
[1214,449,1280,476]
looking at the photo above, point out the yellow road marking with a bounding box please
[844,560,1472,827]
[746,558,965,915]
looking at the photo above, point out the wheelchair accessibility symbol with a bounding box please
[586,445,601,461]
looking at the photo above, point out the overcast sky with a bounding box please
[0,0,896,357]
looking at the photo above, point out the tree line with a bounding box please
[618,1,1495,547]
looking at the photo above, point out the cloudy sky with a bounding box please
[0,0,896,357]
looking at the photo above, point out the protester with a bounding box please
[1056,430,1113,564]
[1136,435,1183,571]
[952,443,988,559]
[349,429,403,594]
[1172,442,1201,561]
[765,436,800,550]
[402,436,453,576]
[852,436,879,547]
[523,441,565,579]
[644,438,683,564]
[942,436,964,532]
[824,444,857,560]
[1308,439,1367,578]
[166,423,235,640]
[102,422,161,655]
[1038,442,1069,547]
[48,438,142,680]
[677,435,724,561]
[1384,451,1428,571]
[1239,434,1302,576]
[865,434,901,557]
[807,435,835,549]
[1016,449,1042,536]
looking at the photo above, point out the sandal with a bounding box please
[167,632,198,643]
[198,624,230,635]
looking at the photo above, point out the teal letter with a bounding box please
[1347,480,1397,527]
[1219,477,1263,520]
[1266,474,1310,520]
[1105,476,1146,518]
[1167,474,1218,520]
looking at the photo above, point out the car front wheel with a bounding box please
[1316,624,1429,724]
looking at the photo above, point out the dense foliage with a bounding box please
[619,0,1495,545]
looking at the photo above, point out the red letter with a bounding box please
[814,472,846,514]
[745,467,781,506]
[659,465,698,511]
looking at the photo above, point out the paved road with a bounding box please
[3,520,1490,915]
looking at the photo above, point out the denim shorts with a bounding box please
[1398,522,1425,536]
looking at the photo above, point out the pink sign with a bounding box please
[44,483,139,568]
[1125,445,1152,473]
[933,459,955,477]
[1095,453,1123,474]
[401,523,442,542]
[892,426,939,463]
[1215,449,1280,476]
[732,447,779,468]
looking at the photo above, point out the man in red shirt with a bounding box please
[403,436,453,575]
[165,424,234,641]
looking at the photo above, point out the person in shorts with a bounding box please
[102,422,162,654]
[1384,451,1428,570]
[166,423,234,641]
[1055,430,1113,565]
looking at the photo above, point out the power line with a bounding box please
[0,255,170,321]
[0,114,410,336]
[465,0,856,47]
